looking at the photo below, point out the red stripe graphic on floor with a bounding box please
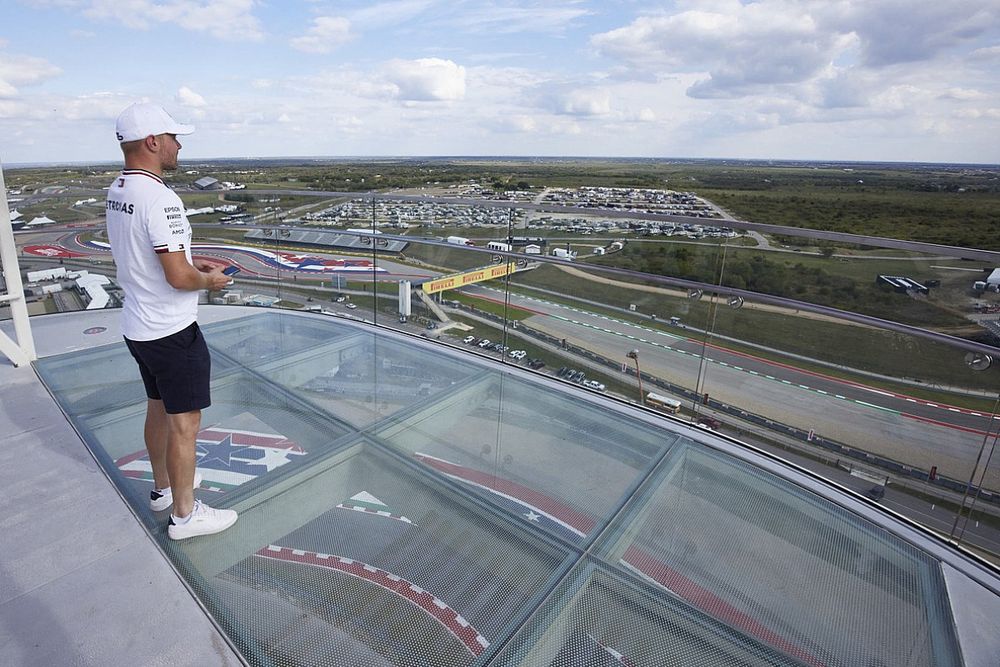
[255,545,490,656]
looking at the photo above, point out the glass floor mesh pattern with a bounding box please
[35,310,969,667]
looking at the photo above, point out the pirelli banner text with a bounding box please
[422,263,517,295]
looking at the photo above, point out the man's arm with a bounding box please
[158,252,231,291]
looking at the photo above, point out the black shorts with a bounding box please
[125,321,212,414]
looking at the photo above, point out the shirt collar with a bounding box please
[121,168,164,185]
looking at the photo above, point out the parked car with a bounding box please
[346,303,357,309]
[478,339,492,348]
[463,335,476,344]
[864,485,886,501]
[528,359,545,369]
[696,416,722,430]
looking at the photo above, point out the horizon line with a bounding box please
[5,155,1000,170]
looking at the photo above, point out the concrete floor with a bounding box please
[0,310,242,666]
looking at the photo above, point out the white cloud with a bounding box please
[553,88,612,116]
[593,1,838,99]
[177,86,206,107]
[79,0,264,41]
[4,0,999,163]
[593,0,1000,101]
[815,67,878,109]
[348,0,435,29]
[290,16,352,54]
[940,88,989,101]
[500,114,537,132]
[634,107,656,122]
[493,113,583,136]
[970,45,1000,62]
[383,58,466,101]
[815,0,999,67]
[0,53,62,98]
[954,108,1000,119]
[587,0,1000,150]
[447,2,592,34]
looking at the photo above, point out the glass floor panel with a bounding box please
[34,310,967,666]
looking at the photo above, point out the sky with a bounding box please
[1,0,999,165]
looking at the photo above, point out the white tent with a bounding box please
[76,273,111,310]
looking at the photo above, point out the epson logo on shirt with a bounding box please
[164,206,180,213]
[107,199,134,214]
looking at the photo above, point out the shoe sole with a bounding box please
[149,470,204,512]
[168,511,238,541]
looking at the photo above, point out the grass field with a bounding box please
[585,238,987,329]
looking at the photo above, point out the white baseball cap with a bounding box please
[115,102,194,143]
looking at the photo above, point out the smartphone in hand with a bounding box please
[222,265,241,276]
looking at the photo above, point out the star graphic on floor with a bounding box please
[523,510,541,522]
[196,434,253,469]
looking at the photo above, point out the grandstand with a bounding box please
[244,228,408,253]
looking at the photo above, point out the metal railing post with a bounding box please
[0,161,37,366]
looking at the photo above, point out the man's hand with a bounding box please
[201,265,232,291]
[159,253,231,291]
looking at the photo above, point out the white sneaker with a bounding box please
[168,500,238,540]
[149,471,204,512]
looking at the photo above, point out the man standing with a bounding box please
[106,102,237,540]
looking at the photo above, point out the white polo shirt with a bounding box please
[105,168,198,341]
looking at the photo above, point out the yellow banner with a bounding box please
[422,263,516,294]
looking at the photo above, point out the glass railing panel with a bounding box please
[688,275,1000,556]
[502,228,1000,558]
[493,251,718,413]
[676,229,977,328]
[369,214,526,359]
[219,310,486,429]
